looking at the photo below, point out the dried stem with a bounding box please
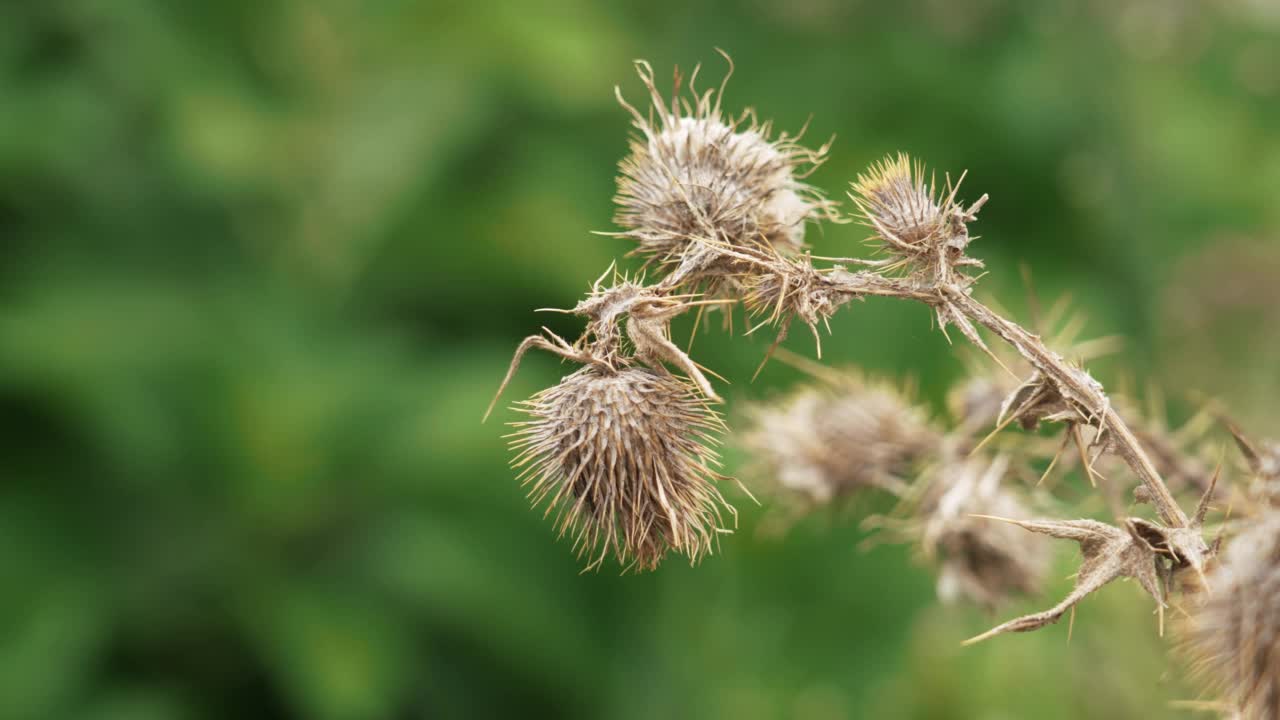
[945,290,1189,528]
[821,268,1189,528]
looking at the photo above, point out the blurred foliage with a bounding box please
[2,0,1279,718]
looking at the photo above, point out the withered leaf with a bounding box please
[963,517,1166,645]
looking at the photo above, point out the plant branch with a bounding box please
[822,267,1189,527]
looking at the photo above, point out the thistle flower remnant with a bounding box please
[919,456,1049,609]
[613,53,840,286]
[509,366,735,572]
[741,371,939,505]
[1186,512,1280,719]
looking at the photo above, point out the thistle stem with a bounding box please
[826,268,1189,527]
[946,290,1188,528]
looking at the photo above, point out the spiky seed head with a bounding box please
[509,366,735,571]
[919,456,1050,609]
[742,372,939,506]
[849,153,987,282]
[853,154,949,244]
[613,57,840,286]
[1186,512,1280,719]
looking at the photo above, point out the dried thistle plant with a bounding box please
[849,153,987,283]
[487,52,1275,716]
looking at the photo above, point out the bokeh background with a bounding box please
[4,1,1280,718]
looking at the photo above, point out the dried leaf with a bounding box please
[963,517,1166,645]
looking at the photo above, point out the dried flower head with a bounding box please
[612,53,840,287]
[848,153,987,283]
[509,365,736,571]
[742,370,939,506]
[1186,512,1280,719]
[919,455,1049,609]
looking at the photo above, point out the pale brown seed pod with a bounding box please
[741,371,940,506]
[509,366,736,571]
[1185,512,1280,719]
[612,53,840,287]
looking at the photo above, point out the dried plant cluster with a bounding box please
[487,53,1278,717]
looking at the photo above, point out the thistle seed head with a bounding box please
[1186,512,1280,719]
[613,54,840,287]
[920,455,1050,609]
[742,372,939,506]
[509,366,735,571]
[849,153,987,282]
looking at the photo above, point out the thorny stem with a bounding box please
[825,268,1190,528]
[946,291,1189,528]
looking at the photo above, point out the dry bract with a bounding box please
[967,474,1218,645]
[962,516,1168,645]
[1230,425,1280,505]
[509,366,735,572]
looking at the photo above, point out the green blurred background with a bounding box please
[3,1,1279,718]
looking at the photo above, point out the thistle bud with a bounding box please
[509,366,735,571]
[613,55,839,286]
